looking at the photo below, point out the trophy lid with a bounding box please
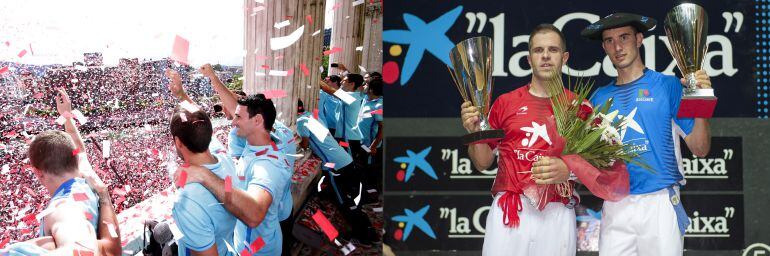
[581,13,657,41]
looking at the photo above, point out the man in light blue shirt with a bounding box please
[318,75,342,135]
[320,74,368,167]
[297,109,378,244]
[169,107,237,256]
[181,64,293,256]
[358,78,384,204]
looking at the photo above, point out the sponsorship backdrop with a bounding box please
[383,0,769,119]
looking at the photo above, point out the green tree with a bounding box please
[213,64,223,72]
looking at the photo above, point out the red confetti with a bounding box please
[73,192,89,201]
[238,176,246,181]
[224,176,232,193]
[370,108,383,115]
[170,35,190,65]
[115,196,126,205]
[250,237,265,253]
[240,248,252,256]
[73,249,95,256]
[0,237,10,249]
[300,64,310,76]
[261,65,270,70]
[3,41,8,46]
[72,148,80,156]
[152,148,159,156]
[17,49,27,58]
[263,89,287,99]
[255,149,268,156]
[287,68,294,76]
[84,212,94,221]
[323,47,343,56]
[313,109,319,120]
[339,141,349,148]
[176,171,187,188]
[0,66,8,75]
[330,2,342,11]
[306,15,313,25]
[113,188,127,196]
[312,210,339,241]
[181,162,190,168]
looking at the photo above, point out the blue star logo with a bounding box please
[393,146,438,182]
[383,6,463,85]
[391,205,437,240]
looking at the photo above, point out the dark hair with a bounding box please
[328,75,342,84]
[28,130,78,175]
[368,78,383,96]
[529,23,567,52]
[237,94,276,130]
[170,106,213,154]
[346,74,364,90]
[297,99,305,113]
[368,72,382,79]
[213,103,223,113]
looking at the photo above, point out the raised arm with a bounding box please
[200,64,239,114]
[55,89,86,153]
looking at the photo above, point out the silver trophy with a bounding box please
[664,3,718,117]
[448,36,504,145]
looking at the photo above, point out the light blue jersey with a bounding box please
[359,96,383,148]
[334,91,366,141]
[232,141,293,255]
[38,178,99,237]
[173,140,238,256]
[297,112,353,170]
[228,122,297,170]
[590,69,695,194]
[317,90,341,129]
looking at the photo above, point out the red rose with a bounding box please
[591,117,602,127]
[577,103,592,121]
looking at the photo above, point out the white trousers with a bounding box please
[482,193,576,256]
[599,188,683,256]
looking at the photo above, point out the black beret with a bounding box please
[580,13,657,40]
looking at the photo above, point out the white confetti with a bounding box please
[268,70,289,77]
[274,20,291,29]
[270,25,305,50]
[333,90,356,105]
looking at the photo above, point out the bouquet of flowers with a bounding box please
[544,73,649,200]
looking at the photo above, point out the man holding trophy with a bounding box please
[580,6,713,255]
[457,24,585,256]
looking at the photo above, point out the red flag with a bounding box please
[306,15,313,25]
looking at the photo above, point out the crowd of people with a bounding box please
[0,57,385,255]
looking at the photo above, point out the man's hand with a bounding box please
[165,69,187,99]
[460,101,481,133]
[531,156,570,185]
[369,144,378,156]
[199,63,216,79]
[55,89,73,116]
[680,69,712,89]
[174,165,209,185]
